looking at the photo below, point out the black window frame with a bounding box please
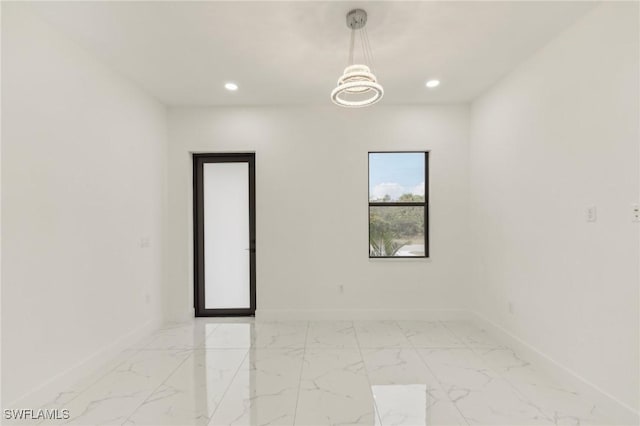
[368,151,429,259]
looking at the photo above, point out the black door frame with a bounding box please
[193,153,256,317]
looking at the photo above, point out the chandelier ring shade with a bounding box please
[331,80,384,108]
[337,65,379,93]
[332,9,383,108]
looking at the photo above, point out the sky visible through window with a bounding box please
[369,152,425,201]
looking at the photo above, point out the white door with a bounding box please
[194,154,255,315]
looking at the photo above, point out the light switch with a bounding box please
[586,206,597,222]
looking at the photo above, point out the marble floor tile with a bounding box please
[134,322,213,350]
[51,350,191,425]
[295,349,376,425]
[209,348,304,425]
[452,378,552,425]
[354,321,411,349]
[2,350,141,426]
[417,348,498,393]
[363,348,468,426]
[396,321,465,348]
[157,320,203,332]
[418,347,547,424]
[21,349,139,414]
[253,321,308,349]
[13,319,624,426]
[202,323,256,349]
[473,347,619,425]
[197,317,255,324]
[306,321,359,349]
[441,321,503,349]
[361,348,438,386]
[125,349,247,425]
[372,384,467,426]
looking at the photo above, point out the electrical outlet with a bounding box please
[339,284,344,294]
[508,302,514,315]
[139,237,151,248]
[632,204,640,223]
[586,206,597,222]
[145,293,151,304]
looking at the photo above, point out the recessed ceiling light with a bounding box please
[224,82,238,91]
[425,80,440,88]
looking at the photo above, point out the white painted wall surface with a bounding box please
[167,105,470,320]
[1,5,167,405]
[4,0,636,416]
[469,2,639,412]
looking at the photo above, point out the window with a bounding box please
[368,152,429,258]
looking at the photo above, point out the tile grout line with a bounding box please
[292,321,310,426]
[353,321,384,426]
[409,320,471,425]
[46,348,141,415]
[445,321,558,424]
[48,324,202,424]
[121,350,196,425]
[441,319,514,423]
[205,346,251,426]
[441,320,561,424]
[193,322,221,350]
[126,320,249,425]
[49,319,591,426]
[205,322,222,336]
[135,347,256,351]
[41,323,196,424]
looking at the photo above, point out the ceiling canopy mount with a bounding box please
[346,9,367,30]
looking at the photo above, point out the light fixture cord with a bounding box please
[359,28,368,68]
[363,26,376,73]
[348,28,355,66]
[358,26,375,73]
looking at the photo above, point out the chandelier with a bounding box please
[331,9,384,108]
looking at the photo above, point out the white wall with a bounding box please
[1,5,167,405]
[4,0,636,416]
[469,2,639,414]
[167,105,470,320]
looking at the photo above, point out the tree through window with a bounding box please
[368,152,429,258]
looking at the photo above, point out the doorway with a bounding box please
[193,153,256,316]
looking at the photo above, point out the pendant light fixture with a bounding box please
[331,9,384,108]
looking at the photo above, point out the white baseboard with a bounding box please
[471,311,639,425]
[163,307,194,323]
[255,308,472,321]
[7,316,164,409]
[177,307,195,322]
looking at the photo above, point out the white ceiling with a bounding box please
[25,1,596,106]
